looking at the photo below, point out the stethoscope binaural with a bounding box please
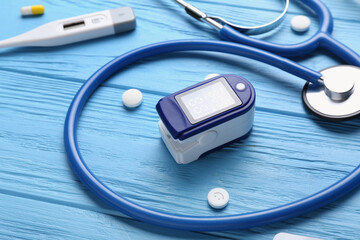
[64,0,360,231]
[173,0,290,35]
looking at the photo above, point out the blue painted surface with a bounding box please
[0,0,360,239]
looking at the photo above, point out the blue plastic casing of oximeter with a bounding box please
[156,74,256,141]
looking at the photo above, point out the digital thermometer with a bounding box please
[0,7,136,48]
[156,74,256,164]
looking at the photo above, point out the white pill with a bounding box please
[122,89,143,108]
[291,15,311,32]
[204,73,220,80]
[274,233,324,240]
[207,188,229,209]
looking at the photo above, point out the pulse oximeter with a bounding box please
[156,74,256,164]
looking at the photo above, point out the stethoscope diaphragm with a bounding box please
[302,65,360,120]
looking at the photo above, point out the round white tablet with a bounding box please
[207,188,229,209]
[122,89,143,108]
[291,15,311,32]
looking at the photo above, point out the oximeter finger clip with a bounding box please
[156,74,256,164]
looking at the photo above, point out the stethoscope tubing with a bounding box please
[65,39,360,231]
[219,0,360,66]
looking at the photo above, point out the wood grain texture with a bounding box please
[0,0,360,239]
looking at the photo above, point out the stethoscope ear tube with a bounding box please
[174,0,290,35]
[218,0,360,67]
[65,39,360,231]
[208,0,289,35]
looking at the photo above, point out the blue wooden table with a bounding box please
[1,0,360,239]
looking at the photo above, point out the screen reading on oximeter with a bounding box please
[175,78,242,124]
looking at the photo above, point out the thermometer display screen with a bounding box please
[175,78,242,124]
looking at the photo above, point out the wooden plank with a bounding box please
[0,193,222,240]
[4,0,360,37]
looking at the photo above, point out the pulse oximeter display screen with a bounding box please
[175,78,242,124]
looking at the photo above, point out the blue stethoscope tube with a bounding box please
[64,40,360,231]
[219,0,360,66]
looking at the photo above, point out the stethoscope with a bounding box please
[64,0,360,231]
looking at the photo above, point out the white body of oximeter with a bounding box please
[156,74,256,164]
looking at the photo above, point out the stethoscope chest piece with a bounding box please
[302,65,360,120]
